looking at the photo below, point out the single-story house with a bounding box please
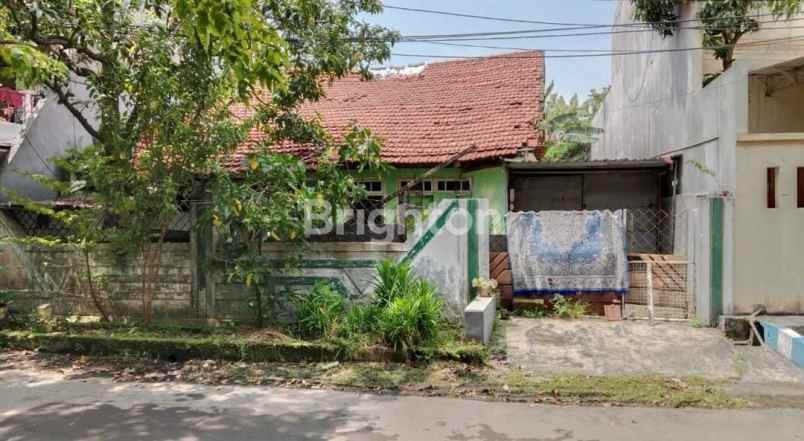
[225,52,546,236]
[0,52,548,320]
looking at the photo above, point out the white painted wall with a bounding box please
[733,135,804,314]
[749,77,804,133]
[406,199,490,317]
[592,2,804,319]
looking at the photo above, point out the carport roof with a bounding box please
[506,159,670,171]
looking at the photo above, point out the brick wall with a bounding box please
[0,242,193,319]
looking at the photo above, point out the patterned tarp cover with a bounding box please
[506,210,629,295]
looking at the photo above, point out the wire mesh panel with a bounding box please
[2,207,74,238]
[1,204,197,243]
[626,209,675,254]
[627,260,691,319]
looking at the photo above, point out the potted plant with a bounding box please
[472,277,499,298]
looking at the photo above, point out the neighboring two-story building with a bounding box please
[0,76,96,203]
[593,2,804,323]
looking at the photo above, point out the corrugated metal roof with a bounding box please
[506,158,670,171]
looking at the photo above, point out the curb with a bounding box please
[759,320,804,368]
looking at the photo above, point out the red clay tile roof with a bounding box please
[226,51,544,170]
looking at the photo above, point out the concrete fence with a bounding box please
[0,199,489,322]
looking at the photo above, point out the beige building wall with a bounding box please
[592,2,804,320]
[734,135,804,314]
[749,78,804,133]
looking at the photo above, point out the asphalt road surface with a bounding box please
[1,367,803,441]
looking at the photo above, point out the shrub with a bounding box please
[341,303,381,338]
[292,282,346,339]
[0,290,13,306]
[378,279,444,353]
[551,294,588,319]
[373,259,415,308]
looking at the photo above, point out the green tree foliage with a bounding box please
[631,0,681,36]
[0,0,396,323]
[631,0,802,71]
[539,82,606,162]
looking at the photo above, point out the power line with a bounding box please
[401,41,619,52]
[389,35,804,60]
[399,37,804,53]
[382,3,790,30]
[382,3,607,27]
[361,17,804,44]
[395,21,804,43]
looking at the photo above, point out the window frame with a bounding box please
[767,167,779,209]
[398,179,434,194]
[356,179,385,196]
[436,178,473,194]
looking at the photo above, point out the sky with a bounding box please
[364,1,618,99]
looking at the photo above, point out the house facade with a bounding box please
[592,2,804,322]
[228,52,546,235]
[0,53,545,321]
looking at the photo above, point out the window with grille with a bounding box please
[352,180,385,220]
[436,178,471,193]
[399,179,433,193]
[358,180,384,195]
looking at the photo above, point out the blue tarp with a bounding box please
[506,210,629,296]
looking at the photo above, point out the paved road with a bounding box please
[1,368,803,441]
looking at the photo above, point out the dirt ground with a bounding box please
[505,318,804,386]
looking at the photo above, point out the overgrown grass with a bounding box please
[2,260,487,364]
[322,363,742,408]
[179,359,742,408]
[491,369,740,408]
[512,294,589,319]
[292,282,345,340]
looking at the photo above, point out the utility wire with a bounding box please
[402,37,804,53]
[388,35,804,60]
[382,3,790,29]
[395,17,804,42]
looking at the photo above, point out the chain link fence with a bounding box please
[625,208,675,255]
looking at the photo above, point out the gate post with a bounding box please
[709,198,724,326]
[190,198,214,319]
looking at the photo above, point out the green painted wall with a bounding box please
[357,165,508,234]
[466,166,508,234]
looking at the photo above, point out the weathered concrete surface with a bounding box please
[2,366,804,441]
[506,318,804,385]
[464,296,496,345]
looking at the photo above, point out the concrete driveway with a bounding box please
[506,318,804,384]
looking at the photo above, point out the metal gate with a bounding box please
[624,208,695,320]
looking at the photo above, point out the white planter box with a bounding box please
[464,295,496,345]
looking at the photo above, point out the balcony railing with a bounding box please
[0,89,44,147]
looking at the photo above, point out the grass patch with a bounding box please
[0,329,340,363]
[482,368,742,408]
[0,346,747,409]
[266,362,743,408]
[0,321,487,365]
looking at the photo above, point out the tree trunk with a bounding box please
[83,249,112,322]
[141,224,168,325]
[254,237,264,328]
[722,50,735,71]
